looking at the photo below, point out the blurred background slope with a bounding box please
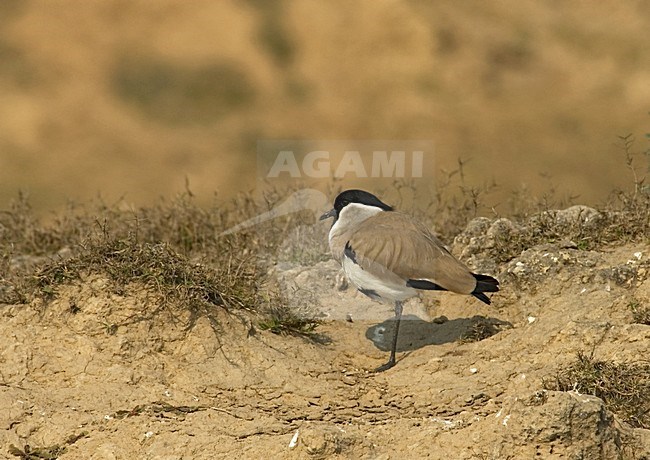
[0,0,648,212]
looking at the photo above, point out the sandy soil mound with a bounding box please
[1,227,649,458]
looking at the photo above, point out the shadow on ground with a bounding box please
[365,314,513,353]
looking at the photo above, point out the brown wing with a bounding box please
[346,212,477,294]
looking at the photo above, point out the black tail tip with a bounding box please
[471,273,499,305]
[472,292,492,304]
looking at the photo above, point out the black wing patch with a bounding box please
[472,273,499,292]
[406,279,448,291]
[344,241,358,265]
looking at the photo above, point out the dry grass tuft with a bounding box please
[544,351,650,429]
[258,302,324,340]
[0,190,320,337]
[629,301,650,326]
[458,316,505,343]
[34,235,256,332]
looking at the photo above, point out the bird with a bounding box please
[320,189,499,372]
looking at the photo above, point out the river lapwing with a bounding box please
[320,189,499,371]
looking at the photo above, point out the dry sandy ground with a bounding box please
[1,233,650,458]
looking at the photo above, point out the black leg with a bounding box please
[375,301,403,372]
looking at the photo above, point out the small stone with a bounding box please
[433,316,448,324]
[288,430,299,449]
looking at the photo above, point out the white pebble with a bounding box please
[289,430,300,449]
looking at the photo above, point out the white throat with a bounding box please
[328,203,384,242]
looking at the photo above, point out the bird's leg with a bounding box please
[375,301,403,372]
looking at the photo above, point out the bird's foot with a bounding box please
[374,358,396,373]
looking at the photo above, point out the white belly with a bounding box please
[342,255,417,303]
